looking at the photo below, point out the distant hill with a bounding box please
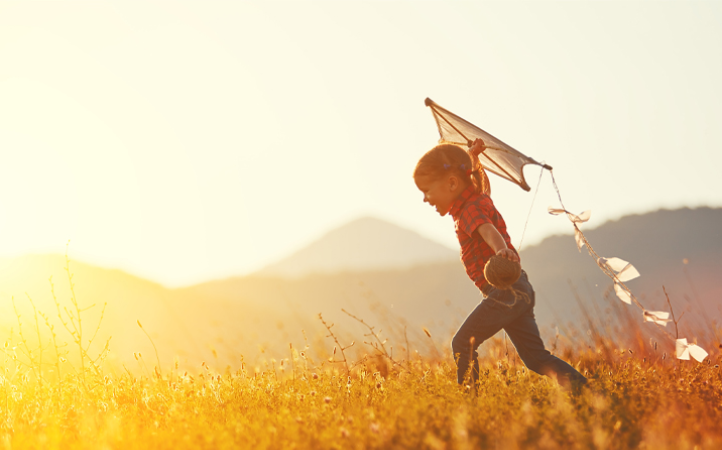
[0,255,175,367]
[0,255,288,368]
[1,208,719,369]
[521,207,722,327]
[256,216,458,277]
[188,207,722,354]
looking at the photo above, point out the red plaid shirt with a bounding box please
[449,185,519,290]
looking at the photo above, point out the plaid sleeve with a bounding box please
[458,200,493,238]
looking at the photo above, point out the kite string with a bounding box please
[516,166,544,252]
[549,169,568,212]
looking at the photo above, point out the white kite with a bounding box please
[425,98,550,192]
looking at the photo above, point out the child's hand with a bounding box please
[496,248,519,262]
[470,138,486,157]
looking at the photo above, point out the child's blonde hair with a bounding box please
[413,144,490,195]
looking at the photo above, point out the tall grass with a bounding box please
[0,261,720,449]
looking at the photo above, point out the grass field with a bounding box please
[1,264,720,449]
[2,336,721,449]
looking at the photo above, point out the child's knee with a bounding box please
[451,333,477,355]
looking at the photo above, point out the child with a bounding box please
[413,138,587,390]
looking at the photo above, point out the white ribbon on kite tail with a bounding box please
[548,207,591,252]
[675,338,708,362]
[642,310,671,326]
[598,257,641,283]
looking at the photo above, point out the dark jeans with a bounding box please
[452,271,586,388]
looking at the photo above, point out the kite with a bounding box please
[425,98,551,192]
[425,98,708,362]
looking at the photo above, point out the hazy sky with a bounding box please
[1,2,720,287]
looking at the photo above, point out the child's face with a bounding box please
[414,174,463,217]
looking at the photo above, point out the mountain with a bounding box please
[520,207,722,327]
[1,208,719,370]
[187,207,722,356]
[0,255,175,366]
[0,255,286,369]
[256,216,458,277]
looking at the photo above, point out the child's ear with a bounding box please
[448,175,460,191]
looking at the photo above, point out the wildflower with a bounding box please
[324,396,331,403]
[312,373,318,380]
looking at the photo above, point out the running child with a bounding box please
[413,138,587,390]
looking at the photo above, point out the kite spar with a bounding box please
[425,98,551,192]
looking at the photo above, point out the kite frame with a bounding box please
[425,98,552,192]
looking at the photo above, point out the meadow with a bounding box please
[1,262,720,450]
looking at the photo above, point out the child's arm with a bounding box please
[477,224,520,262]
